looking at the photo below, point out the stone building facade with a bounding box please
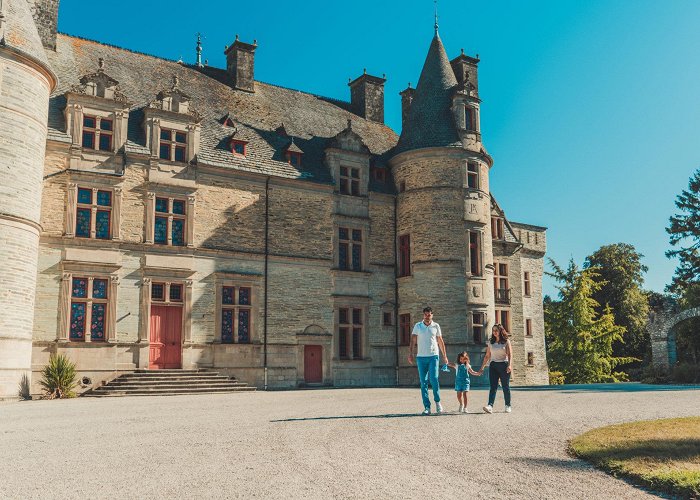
[0,0,548,399]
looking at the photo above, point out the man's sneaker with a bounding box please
[505,405,512,413]
[458,404,464,413]
[422,407,431,416]
[483,405,493,414]
[436,402,444,414]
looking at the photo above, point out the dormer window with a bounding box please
[231,139,247,157]
[287,151,302,167]
[340,166,360,195]
[81,115,113,152]
[160,129,187,162]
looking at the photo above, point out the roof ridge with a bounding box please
[58,33,357,114]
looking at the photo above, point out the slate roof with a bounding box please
[395,32,461,154]
[46,34,398,187]
[1,0,50,66]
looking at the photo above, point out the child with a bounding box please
[448,351,479,413]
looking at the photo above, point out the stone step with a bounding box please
[103,382,249,390]
[82,369,256,397]
[84,386,257,397]
[113,376,236,383]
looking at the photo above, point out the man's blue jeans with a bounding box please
[416,355,440,409]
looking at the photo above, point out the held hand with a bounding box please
[407,353,414,366]
[506,365,512,374]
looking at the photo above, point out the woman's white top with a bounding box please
[490,341,509,363]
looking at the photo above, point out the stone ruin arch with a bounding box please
[648,304,700,369]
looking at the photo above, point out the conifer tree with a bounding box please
[545,259,636,383]
[667,168,700,295]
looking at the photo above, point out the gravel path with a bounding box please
[1,383,698,499]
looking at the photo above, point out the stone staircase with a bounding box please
[83,369,256,397]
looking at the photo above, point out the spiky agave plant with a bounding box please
[39,354,78,399]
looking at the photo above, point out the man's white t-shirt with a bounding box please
[412,321,442,357]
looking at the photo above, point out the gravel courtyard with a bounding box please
[1,384,699,499]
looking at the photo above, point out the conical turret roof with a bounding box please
[0,0,50,67]
[395,32,461,154]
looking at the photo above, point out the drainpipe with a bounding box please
[394,195,400,386]
[264,176,270,390]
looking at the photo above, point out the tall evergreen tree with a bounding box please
[667,168,700,295]
[545,259,636,383]
[584,243,650,367]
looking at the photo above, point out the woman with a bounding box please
[478,324,512,413]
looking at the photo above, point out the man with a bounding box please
[407,306,448,415]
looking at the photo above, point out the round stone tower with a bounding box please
[390,31,494,357]
[0,0,56,399]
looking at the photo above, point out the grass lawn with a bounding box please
[569,417,700,499]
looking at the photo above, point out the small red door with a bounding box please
[149,305,182,369]
[304,345,322,383]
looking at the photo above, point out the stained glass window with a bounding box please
[238,287,250,305]
[78,188,92,204]
[96,190,111,206]
[95,211,110,239]
[70,302,86,339]
[221,310,234,343]
[172,200,185,215]
[155,198,168,213]
[222,287,234,305]
[154,217,167,244]
[238,310,250,343]
[90,303,106,340]
[76,209,91,238]
[72,278,88,298]
[171,219,185,246]
[92,279,107,299]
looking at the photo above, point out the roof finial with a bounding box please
[172,75,179,88]
[196,32,203,68]
[434,0,439,34]
[98,58,104,70]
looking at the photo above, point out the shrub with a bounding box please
[671,362,700,384]
[549,371,565,385]
[39,354,78,399]
[640,364,669,384]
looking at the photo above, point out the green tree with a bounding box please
[545,259,637,383]
[584,243,650,368]
[666,168,700,295]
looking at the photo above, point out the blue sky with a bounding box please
[57,0,700,297]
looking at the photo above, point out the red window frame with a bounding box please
[231,140,247,157]
[159,128,187,162]
[491,217,504,240]
[82,115,113,152]
[75,187,113,239]
[469,231,481,276]
[286,152,302,167]
[154,197,187,246]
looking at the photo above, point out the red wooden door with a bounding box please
[149,305,182,369]
[304,345,322,383]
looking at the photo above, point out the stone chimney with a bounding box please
[224,35,257,93]
[348,70,386,123]
[30,0,60,51]
[399,84,415,130]
[450,50,480,96]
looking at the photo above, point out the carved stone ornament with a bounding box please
[473,286,481,298]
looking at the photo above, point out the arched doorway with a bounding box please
[649,305,700,369]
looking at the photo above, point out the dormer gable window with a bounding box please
[285,139,304,167]
[64,59,130,158]
[231,139,248,157]
[144,75,202,164]
[222,114,236,128]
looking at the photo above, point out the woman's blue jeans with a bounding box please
[416,355,441,409]
[488,361,511,406]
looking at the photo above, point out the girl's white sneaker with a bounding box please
[462,406,468,413]
[458,404,464,413]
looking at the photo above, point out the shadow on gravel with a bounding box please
[518,457,592,471]
[513,382,700,393]
[270,413,468,422]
